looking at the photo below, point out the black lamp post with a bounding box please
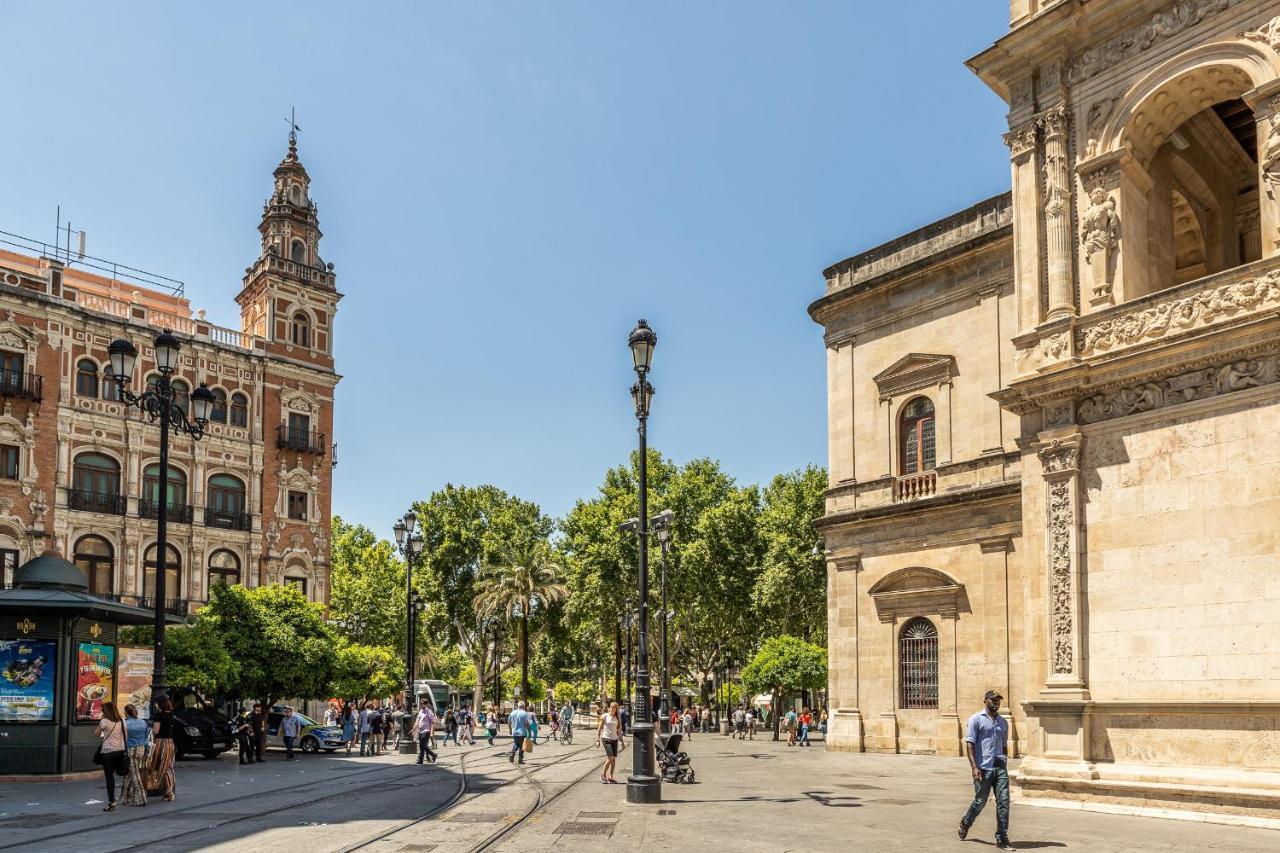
[625,318,661,803]
[108,331,215,713]
[394,511,424,751]
[336,613,369,643]
[651,509,674,733]
[490,620,503,710]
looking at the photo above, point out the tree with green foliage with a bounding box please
[552,680,578,705]
[741,635,828,740]
[474,538,566,705]
[501,666,546,702]
[329,517,410,653]
[754,466,828,643]
[331,642,405,701]
[202,583,336,707]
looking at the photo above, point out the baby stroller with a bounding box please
[656,732,696,783]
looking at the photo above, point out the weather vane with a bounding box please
[284,107,301,151]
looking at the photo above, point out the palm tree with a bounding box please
[474,539,567,705]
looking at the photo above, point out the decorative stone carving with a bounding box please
[1077,354,1280,424]
[1047,480,1074,675]
[1260,103,1280,200]
[1242,15,1280,50]
[1066,0,1241,85]
[265,520,281,550]
[1084,97,1117,158]
[1075,271,1280,355]
[1081,188,1120,300]
[1037,439,1081,475]
[1003,122,1037,160]
[28,489,47,521]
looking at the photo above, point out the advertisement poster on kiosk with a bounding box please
[76,642,114,722]
[0,638,56,721]
[114,646,154,719]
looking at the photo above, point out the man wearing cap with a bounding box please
[957,690,1014,851]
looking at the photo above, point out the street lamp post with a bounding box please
[651,509,674,733]
[108,332,215,713]
[394,511,424,752]
[625,318,661,803]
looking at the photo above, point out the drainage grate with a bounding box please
[657,808,677,815]
[0,815,82,828]
[555,821,615,836]
[868,798,922,806]
[578,811,623,819]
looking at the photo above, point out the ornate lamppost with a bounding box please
[650,509,674,733]
[394,511,424,750]
[624,318,660,803]
[108,331,215,712]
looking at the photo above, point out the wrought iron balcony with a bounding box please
[138,499,194,524]
[276,425,326,454]
[136,596,188,616]
[205,506,252,531]
[67,488,126,515]
[0,369,42,402]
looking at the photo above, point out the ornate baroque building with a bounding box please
[811,0,1280,826]
[0,132,340,612]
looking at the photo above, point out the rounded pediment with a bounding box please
[867,566,959,596]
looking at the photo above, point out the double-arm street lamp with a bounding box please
[335,613,369,643]
[624,318,660,803]
[108,331,215,712]
[394,511,424,751]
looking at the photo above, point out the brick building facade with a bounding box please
[0,132,340,613]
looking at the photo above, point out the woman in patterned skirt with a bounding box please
[120,704,149,806]
[145,695,177,801]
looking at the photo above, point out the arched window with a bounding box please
[210,388,227,423]
[74,535,114,596]
[899,617,938,710]
[142,463,187,510]
[899,397,936,475]
[101,364,121,401]
[290,185,302,205]
[208,549,240,587]
[207,473,248,530]
[229,392,249,427]
[143,543,182,605]
[171,379,190,415]
[75,359,98,397]
[71,453,121,513]
[290,312,311,348]
[290,239,306,263]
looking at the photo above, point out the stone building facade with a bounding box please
[0,132,340,613]
[812,0,1280,826]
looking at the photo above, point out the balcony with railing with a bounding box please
[0,369,42,402]
[277,425,326,455]
[136,596,188,616]
[67,489,126,515]
[205,506,252,531]
[138,499,194,524]
[893,471,937,502]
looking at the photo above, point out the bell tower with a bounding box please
[236,123,340,361]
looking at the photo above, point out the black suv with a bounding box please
[171,691,237,759]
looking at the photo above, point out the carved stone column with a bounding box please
[1035,432,1087,696]
[1252,92,1280,259]
[1039,106,1075,318]
[1004,119,1042,333]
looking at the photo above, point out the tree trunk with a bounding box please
[520,612,530,705]
[772,688,781,741]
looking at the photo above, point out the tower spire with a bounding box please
[284,107,300,162]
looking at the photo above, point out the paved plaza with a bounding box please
[0,732,1274,852]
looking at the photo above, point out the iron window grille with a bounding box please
[900,617,939,710]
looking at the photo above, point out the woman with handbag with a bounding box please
[120,704,149,806]
[146,695,177,801]
[94,701,127,811]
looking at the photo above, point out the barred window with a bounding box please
[899,397,936,475]
[899,617,938,710]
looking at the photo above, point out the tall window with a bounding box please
[0,352,24,393]
[75,359,98,397]
[208,474,246,514]
[72,452,120,496]
[143,463,187,508]
[74,535,114,596]
[899,397,936,475]
[171,379,190,415]
[0,548,18,589]
[287,412,310,443]
[210,388,227,423]
[143,543,182,603]
[230,392,249,427]
[290,312,311,347]
[290,239,306,263]
[287,490,308,521]
[101,365,121,401]
[208,549,240,588]
[0,444,18,480]
[899,617,939,710]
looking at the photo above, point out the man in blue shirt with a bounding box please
[279,706,302,761]
[958,690,1014,851]
[507,701,529,764]
[412,699,437,765]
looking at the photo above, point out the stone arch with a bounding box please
[868,566,967,622]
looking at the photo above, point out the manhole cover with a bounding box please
[868,798,922,806]
[657,808,677,815]
[447,811,507,823]
[837,783,883,790]
[555,821,615,836]
[398,845,438,852]
[578,811,622,819]
[0,815,82,828]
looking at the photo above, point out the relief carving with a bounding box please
[1260,102,1280,199]
[1081,188,1120,299]
[1242,15,1280,51]
[1077,354,1280,424]
[1066,0,1241,85]
[1075,271,1280,354]
[1003,123,1037,159]
[1084,97,1117,158]
[1047,480,1074,676]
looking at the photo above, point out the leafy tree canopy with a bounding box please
[753,466,828,643]
[331,642,405,701]
[741,635,828,698]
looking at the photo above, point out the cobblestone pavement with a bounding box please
[0,733,1276,852]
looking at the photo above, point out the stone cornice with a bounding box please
[815,481,1020,531]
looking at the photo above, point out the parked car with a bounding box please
[171,692,237,759]
[266,706,348,754]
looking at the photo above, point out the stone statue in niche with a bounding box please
[1260,107,1280,200]
[1082,187,1120,298]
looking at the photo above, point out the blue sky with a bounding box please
[2,2,1010,531]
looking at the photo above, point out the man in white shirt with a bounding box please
[412,699,437,764]
[733,707,746,739]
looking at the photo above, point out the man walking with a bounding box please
[957,690,1014,851]
[234,707,253,765]
[412,699,437,764]
[250,703,267,763]
[732,706,745,739]
[280,706,302,761]
[508,701,530,764]
[358,702,372,756]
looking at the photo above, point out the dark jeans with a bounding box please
[283,735,296,759]
[448,727,459,745]
[101,750,126,802]
[510,734,525,763]
[487,728,497,745]
[417,733,437,764]
[238,735,253,763]
[963,765,1010,838]
[255,733,266,760]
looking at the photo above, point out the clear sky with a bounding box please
[3,1,1011,532]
